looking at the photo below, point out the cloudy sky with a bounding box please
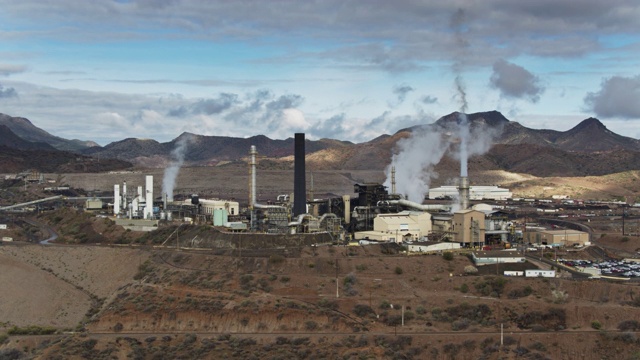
[0,0,639,145]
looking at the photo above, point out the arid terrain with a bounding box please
[54,166,640,204]
[1,203,640,359]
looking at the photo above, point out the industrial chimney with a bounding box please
[293,133,306,216]
[459,176,469,210]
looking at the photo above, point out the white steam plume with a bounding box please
[162,134,193,202]
[458,112,469,177]
[385,128,449,202]
[451,8,471,179]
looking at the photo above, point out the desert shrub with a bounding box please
[383,315,402,327]
[279,276,290,283]
[7,325,56,335]
[474,276,507,297]
[415,305,426,315]
[529,341,547,352]
[591,320,602,330]
[503,336,517,346]
[183,333,197,345]
[451,318,471,331]
[618,320,640,331]
[374,335,412,351]
[459,283,469,293]
[437,303,492,325]
[404,311,415,321]
[464,265,479,275]
[343,273,358,296]
[443,252,454,261]
[133,260,153,281]
[513,347,530,356]
[355,264,367,271]
[239,274,254,285]
[305,321,318,331]
[394,266,403,275]
[291,337,310,346]
[443,343,461,357]
[113,323,124,332]
[0,349,24,360]
[480,337,494,350]
[380,300,391,309]
[318,298,339,311]
[431,307,442,318]
[353,304,375,318]
[615,332,637,343]
[508,286,533,299]
[256,277,272,292]
[551,289,569,304]
[621,236,630,242]
[516,308,566,331]
[462,339,476,351]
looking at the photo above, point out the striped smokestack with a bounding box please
[293,133,306,216]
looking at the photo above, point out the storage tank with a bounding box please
[213,209,228,226]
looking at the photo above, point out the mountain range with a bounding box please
[1,111,639,177]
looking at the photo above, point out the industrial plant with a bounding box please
[105,131,522,250]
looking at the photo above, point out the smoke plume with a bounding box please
[385,127,449,202]
[162,134,193,202]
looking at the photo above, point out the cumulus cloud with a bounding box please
[490,59,544,102]
[584,75,640,119]
[0,84,18,98]
[191,93,239,115]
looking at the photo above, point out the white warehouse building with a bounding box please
[429,186,512,201]
[354,211,431,243]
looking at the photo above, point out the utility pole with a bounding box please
[335,255,339,298]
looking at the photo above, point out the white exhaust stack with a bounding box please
[343,195,351,224]
[459,176,469,210]
[144,175,153,219]
[113,184,120,216]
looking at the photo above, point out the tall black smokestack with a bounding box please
[293,133,306,216]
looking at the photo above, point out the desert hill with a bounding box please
[2,224,640,359]
[0,125,55,151]
[2,111,640,180]
[0,145,133,174]
[0,113,98,152]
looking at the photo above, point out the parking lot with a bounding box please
[559,258,640,278]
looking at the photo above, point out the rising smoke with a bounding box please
[384,8,501,204]
[385,127,449,202]
[451,8,471,179]
[162,134,193,202]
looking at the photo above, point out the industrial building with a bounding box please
[408,241,461,253]
[452,209,486,247]
[354,211,431,243]
[472,250,526,266]
[429,185,512,201]
[524,229,590,247]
